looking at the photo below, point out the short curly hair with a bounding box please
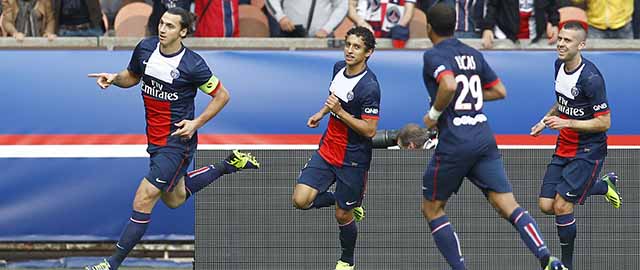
[346,26,376,51]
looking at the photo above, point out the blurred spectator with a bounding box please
[262,3,281,37]
[635,0,639,38]
[265,0,347,38]
[147,0,191,36]
[418,0,486,38]
[572,0,633,39]
[54,0,104,36]
[99,0,121,29]
[480,0,559,48]
[2,0,56,40]
[194,0,239,37]
[348,0,415,38]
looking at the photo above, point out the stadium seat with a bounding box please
[333,19,354,39]
[114,2,152,37]
[238,4,269,37]
[559,6,588,24]
[410,8,427,38]
[251,0,264,9]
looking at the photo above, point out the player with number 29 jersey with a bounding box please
[423,38,501,156]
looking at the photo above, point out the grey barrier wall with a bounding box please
[195,149,639,270]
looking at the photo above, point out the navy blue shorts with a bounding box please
[145,147,195,192]
[539,156,604,205]
[297,152,368,210]
[422,150,512,201]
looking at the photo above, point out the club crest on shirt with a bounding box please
[170,69,180,79]
[571,86,580,96]
[386,6,402,24]
[347,91,354,101]
[368,0,380,11]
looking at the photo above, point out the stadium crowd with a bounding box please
[1,0,638,43]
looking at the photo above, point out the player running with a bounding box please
[291,26,380,270]
[530,21,621,270]
[85,7,259,270]
[420,4,565,270]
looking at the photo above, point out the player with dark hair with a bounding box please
[292,26,379,270]
[530,21,621,270]
[85,7,259,270]
[420,4,565,270]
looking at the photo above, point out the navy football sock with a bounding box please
[108,211,150,269]
[556,213,577,270]
[214,161,238,174]
[338,218,357,265]
[308,192,335,209]
[588,180,608,196]
[429,216,466,270]
[184,165,224,199]
[508,207,550,268]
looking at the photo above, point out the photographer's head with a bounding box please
[397,123,429,149]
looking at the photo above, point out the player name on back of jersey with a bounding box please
[141,79,178,101]
[454,55,476,70]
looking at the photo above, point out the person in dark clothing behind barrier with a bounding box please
[480,0,559,48]
[54,0,104,36]
[147,0,191,36]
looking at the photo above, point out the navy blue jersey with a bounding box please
[422,38,500,157]
[318,61,381,169]
[552,58,609,159]
[127,37,221,153]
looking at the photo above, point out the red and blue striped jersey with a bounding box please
[553,58,609,159]
[127,37,221,153]
[318,61,381,169]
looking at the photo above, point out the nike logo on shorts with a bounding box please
[565,192,577,197]
[346,201,357,206]
[155,178,167,183]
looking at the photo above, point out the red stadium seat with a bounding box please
[333,19,354,39]
[559,6,588,24]
[114,2,152,37]
[239,4,269,37]
[251,0,264,9]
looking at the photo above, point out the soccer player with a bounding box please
[85,8,259,270]
[530,21,621,270]
[420,4,565,270]
[292,26,380,270]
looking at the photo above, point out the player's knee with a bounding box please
[334,209,353,224]
[163,199,183,209]
[291,196,311,210]
[133,198,154,212]
[421,201,444,221]
[538,200,554,215]
[133,192,158,212]
[552,200,573,215]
